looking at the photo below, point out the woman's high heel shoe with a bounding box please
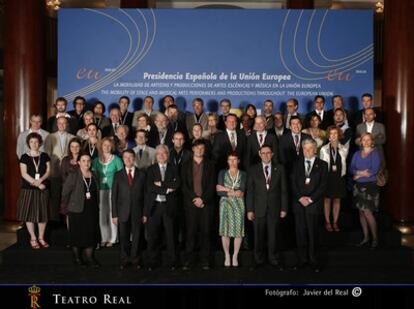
[232,255,239,268]
[224,255,231,268]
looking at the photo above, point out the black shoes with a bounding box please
[309,262,321,273]
[85,259,101,268]
[269,260,285,271]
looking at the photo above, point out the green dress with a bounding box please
[218,169,246,238]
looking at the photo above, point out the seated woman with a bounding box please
[216,152,246,268]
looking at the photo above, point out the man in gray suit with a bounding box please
[133,129,156,170]
[186,98,208,138]
[16,113,49,159]
[246,144,288,270]
[355,107,386,160]
[112,149,146,270]
[132,96,158,128]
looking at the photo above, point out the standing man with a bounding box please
[181,140,216,270]
[217,99,235,131]
[352,93,383,128]
[284,98,304,129]
[305,95,333,130]
[144,145,180,270]
[246,115,279,168]
[68,96,87,131]
[263,100,274,130]
[102,106,122,138]
[291,139,328,272]
[148,113,173,149]
[16,113,49,159]
[46,97,78,135]
[246,145,288,270]
[118,96,134,137]
[268,112,288,140]
[133,96,158,128]
[111,149,146,270]
[132,129,156,170]
[186,98,208,138]
[212,113,246,172]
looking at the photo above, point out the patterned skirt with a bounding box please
[16,189,49,222]
[353,182,379,212]
[219,197,245,238]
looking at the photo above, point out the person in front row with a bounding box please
[290,139,328,272]
[111,149,146,270]
[17,132,51,250]
[246,145,288,270]
[350,133,381,249]
[181,139,216,271]
[216,152,247,268]
[62,152,100,267]
[144,145,180,271]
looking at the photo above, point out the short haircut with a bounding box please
[289,115,302,125]
[192,138,206,148]
[166,104,178,111]
[173,130,186,140]
[144,96,154,103]
[287,98,298,106]
[116,124,129,135]
[207,112,218,121]
[93,101,106,114]
[55,97,68,106]
[226,113,238,121]
[192,98,204,105]
[274,112,283,118]
[227,151,239,159]
[264,99,274,106]
[361,93,373,100]
[26,132,43,148]
[86,122,98,130]
[83,110,94,119]
[122,148,135,157]
[30,113,43,121]
[78,151,92,161]
[332,95,343,103]
[220,99,231,106]
[119,96,130,104]
[260,144,273,152]
[135,129,148,139]
[162,95,175,103]
[137,113,150,123]
[155,144,170,156]
[73,96,86,108]
[301,138,317,148]
[314,95,325,103]
[192,123,203,131]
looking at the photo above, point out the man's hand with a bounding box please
[247,211,255,221]
[112,217,118,225]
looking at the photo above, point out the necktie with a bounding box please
[294,134,300,154]
[127,169,133,186]
[306,160,311,176]
[139,148,143,159]
[259,133,263,145]
[230,132,236,150]
[159,131,165,144]
[264,165,270,189]
[160,165,166,181]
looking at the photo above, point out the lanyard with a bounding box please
[120,112,128,125]
[229,170,240,191]
[330,145,338,163]
[88,143,96,157]
[82,174,92,193]
[102,155,113,176]
[174,150,183,166]
[30,154,41,174]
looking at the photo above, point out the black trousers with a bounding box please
[146,202,176,267]
[293,205,320,264]
[119,217,142,264]
[184,205,212,266]
[253,214,281,264]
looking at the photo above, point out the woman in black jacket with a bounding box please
[62,152,101,267]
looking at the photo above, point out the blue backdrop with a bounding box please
[58,9,373,114]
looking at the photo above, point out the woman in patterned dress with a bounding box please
[216,152,247,268]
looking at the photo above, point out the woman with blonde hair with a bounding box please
[92,137,124,247]
[319,126,349,232]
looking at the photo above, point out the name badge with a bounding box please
[35,173,40,180]
[102,177,108,184]
[305,177,311,185]
[86,192,91,200]
[332,165,337,172]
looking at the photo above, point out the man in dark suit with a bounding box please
[268,112,289,140]
[212,113,246,172]
[246,115,279,168]
[68,96,87,131]
[352,93,384,129]
[147,113,174,149]
[284,98,305,129]
[186,98,209,138]
[102,106,121,138]
[166,104,188,139]
[247,144,288,269]
[143,145,180,270]
[118,96,134,139]
[46,97,78,135]
[181,139,216,270]
[263,99,275,130]
[169,131,192,249]
[278,116,311,172]
[305,95,333,130]
[217,99,235,131]
[111,149,146,270]
[290,139,328,272]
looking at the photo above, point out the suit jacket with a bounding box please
[186,112,209,138]
[119,111,134,128]
[355,121,386,147]
[268,127,289,140]
[284,113,305,129]
[68,110,86,131]
[212,129,246,171]
[111,167,146,222]
[44,131,75,177]
[102,123,119,138]
[133,145,156,170]
[278,132,312,171]
[218,115,240,131]
[62,169,100,213]
[246,163,288,218]
[169,148,193,171]
[245,131,279,167]
[305,110,333,130]
[132,110,158,127]
[352,107,384,128]
[180,159,216,208]
[144,163,180,217]
[290,157,328,213]
[147,125,174,149]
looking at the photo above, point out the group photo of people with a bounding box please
[15,93,386,273]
